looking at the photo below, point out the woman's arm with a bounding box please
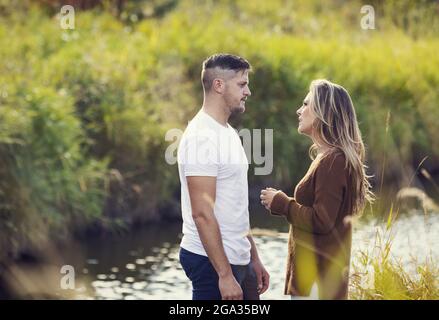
[270,154,347,235]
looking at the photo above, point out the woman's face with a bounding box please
[297,92,316,136]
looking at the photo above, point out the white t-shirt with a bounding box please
[177,109,251,265]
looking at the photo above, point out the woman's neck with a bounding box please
[311,136,332,155]
[317,145,332,155]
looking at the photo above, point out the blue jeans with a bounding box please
[179,247,260,300]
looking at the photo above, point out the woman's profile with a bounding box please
[260,79,374,300]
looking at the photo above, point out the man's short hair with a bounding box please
[201,53,251,92]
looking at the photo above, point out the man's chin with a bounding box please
[231,105,245,115]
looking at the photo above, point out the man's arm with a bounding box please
[247,234,270,294]
[187,176,243,300]
[247,234,260,262]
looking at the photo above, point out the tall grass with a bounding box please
[350,151,439,299]
[350,212,439,300]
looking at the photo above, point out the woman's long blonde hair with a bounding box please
[307,79,374,215]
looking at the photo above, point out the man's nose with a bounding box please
[245,87,251,97]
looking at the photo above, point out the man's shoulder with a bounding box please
[182,113,221,143]
[178,116,219,158]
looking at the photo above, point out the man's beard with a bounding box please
[231,104,245,115]
[224,92,245,115]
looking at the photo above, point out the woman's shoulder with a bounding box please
[317,149,347,173]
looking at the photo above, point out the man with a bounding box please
[177,53,269,300]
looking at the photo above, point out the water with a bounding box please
[2,210,438,300]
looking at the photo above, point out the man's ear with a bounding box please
[212,78,225,94]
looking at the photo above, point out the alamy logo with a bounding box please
[60,265,75,289]
[60,5,75,30]
[165,127,274,176]
[360,5,375,30]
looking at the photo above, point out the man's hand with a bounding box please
[252,259,270,295]
[219,273,243,300]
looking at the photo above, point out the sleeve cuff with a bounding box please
[270,191,293,216]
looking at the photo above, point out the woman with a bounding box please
[260,79,373,300]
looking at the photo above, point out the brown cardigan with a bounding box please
[270,151,353,299]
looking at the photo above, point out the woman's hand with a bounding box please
[260,188,279,210]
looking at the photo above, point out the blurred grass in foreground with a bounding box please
[350,221,439,299]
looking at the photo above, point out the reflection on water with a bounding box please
[1,210,438,300]
[75,222,190,299]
